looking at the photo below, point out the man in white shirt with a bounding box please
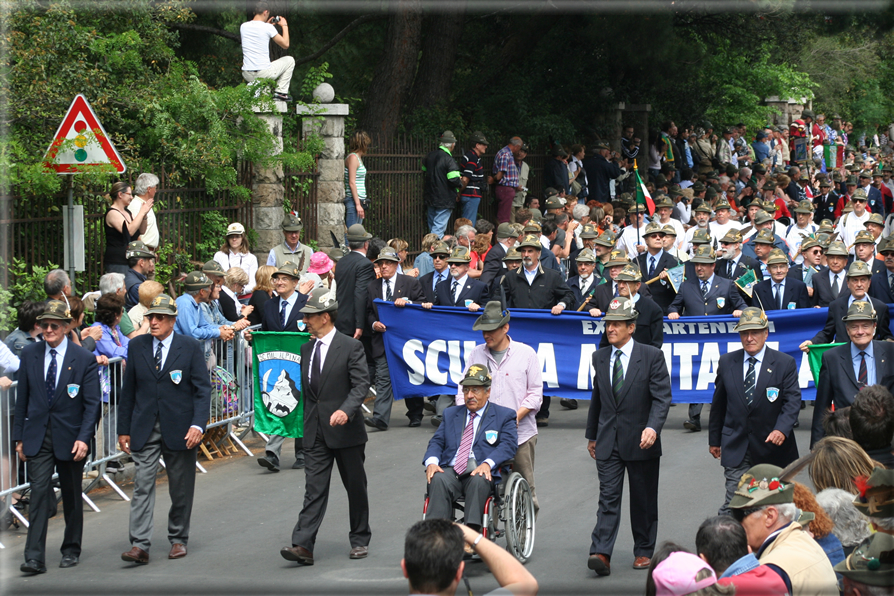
[653,196,685,249]
[708,199,741,244]
[128,173,160,253]
[620,203,649,256]
[784,201,818,263]
[682,203,712,253]
[240,2,294,102]
[836,189,872,253]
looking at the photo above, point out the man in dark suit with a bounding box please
[479,223,517,292]
[597,265,664,349]
[716,230,763,306]
[869,236,894,304]
[859,171,885,216]
[417,241,451,303]
[281,287,371,565]
[423,366,518,530]
[567,248,602,310]
[752,249,812,311]
[800,260,893,351]
[586,296,672,576]
[365,246,425,429]
[245,261,314,472]
[669,245,746,432]
[813,179,839,224]
[119,294,211,565]
[334,224,376,340]
[787,237,824,304]
[812,241,852,307]
[636,222,677,314]
[588,249,646,314]
[849,229,887,277]
[708,308,801,516]
[810,301,894,447]
[430,246,488,308]
[13,300,101,574]
[668,246,747,319]
[488,247,523,307]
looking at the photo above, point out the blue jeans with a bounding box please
[459,195,480,223]
[427,207,452,238]
[344,199,364,228]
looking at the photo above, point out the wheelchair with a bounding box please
[422,462,536,563]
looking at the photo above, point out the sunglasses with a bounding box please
[731,507,763,522]
[432,254,448,260]
[146,314,170,321]
[853,199,867,203]
[38,321,64,331]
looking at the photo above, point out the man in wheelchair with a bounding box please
[423,365,518,532]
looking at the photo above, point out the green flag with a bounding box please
[735,269,758,298]
[252,332,310,438]
[807,342,847,386]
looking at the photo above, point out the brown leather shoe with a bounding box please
[281,545,314,566]
[349,546,368,559]
[168,543,187,559]
[121,546,149,565]
[633,556,651,569]
[587,553,611,576]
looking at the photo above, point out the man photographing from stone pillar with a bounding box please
[240,1,295,103]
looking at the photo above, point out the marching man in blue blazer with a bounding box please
[13,300,101,574]
[118,294,211,565]
[423,366,518,531]
[708,307,801,516]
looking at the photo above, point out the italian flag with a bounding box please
[824,144,844,170]
[635,167,656,216]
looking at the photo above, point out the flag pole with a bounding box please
[634,161,641,257]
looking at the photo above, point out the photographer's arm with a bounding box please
[457,524,538,596]
[270,16,289,48]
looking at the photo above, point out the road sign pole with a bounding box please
[67,176,77,295]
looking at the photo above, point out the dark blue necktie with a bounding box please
[648,256,656,278]
[434,272,443,290]
[46,348,57,405]
[280,300,288,329]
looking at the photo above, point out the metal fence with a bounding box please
[1,165,254,294]
[0,332,257,549]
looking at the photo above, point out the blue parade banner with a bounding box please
[377,300,894,404]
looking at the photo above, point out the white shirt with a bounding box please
[152,332,175,370]
[682,225,710,254]
[658,217,686,249]
[610,338,634,379]
[43,336,69,387]
[785,222,818,264]
[579,275,594,297]
[837,210,871,254]
[213,250,260,292]
[523,267,538,286]
[127,196,159,249]
[620,224,648,256]
[307,327,336,380]
[742,345,767,379]
[240,20,277,70]
[772,279,787,307]
[0,341,19,375]
[381,275,398,300]
[709,219,742,245]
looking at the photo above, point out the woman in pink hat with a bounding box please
[307,251,335,289]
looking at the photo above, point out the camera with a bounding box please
[272,16,281,23]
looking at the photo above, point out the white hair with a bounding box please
[719,175,731,186]
[816,488,873,547]
[868,515,894,532]
[99,272,125,295]
[766,502,799,523]
[572,204,589,221]
[456,225,475,239]
[134,172,159,196]
[440,143,455,150]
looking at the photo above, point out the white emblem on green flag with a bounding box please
[735,269,758,298]
[252,332,310,438]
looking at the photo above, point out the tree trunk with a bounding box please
[359,0,422,139]
[406,8,466,113]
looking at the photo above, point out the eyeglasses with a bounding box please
[146,314,170,321]
[38,321,63,331]
[462,386,487,394]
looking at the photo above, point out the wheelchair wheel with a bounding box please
[502,472,535,563]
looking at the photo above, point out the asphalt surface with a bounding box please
[0,401,817,595]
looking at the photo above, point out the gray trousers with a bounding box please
[514,436,538,513]
[372,355,395,424]
[426,467,493,528]
[128,421,197,550]
[24,424,84,563]
[719,454,752,517]
[265,434,303,465]
[689,403,704,420]
[434,394,455,416]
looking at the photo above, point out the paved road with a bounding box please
[0,402,816,595]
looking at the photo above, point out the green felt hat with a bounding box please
[729,464,793,509]
[472,301,510,331]
[735,307,768,331]
[603,295,638,321]
[834,533,894,587]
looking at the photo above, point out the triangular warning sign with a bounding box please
[43,94,126,174]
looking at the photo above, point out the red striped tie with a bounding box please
[453,412,477,475]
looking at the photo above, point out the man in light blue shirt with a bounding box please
[174,272,235,346]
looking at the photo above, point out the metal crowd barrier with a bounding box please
[0,329,260,549]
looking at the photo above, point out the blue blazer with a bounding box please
[433,276,489,307]
[668,275,747,316]
[708,348,801,469]
[13,340,101,460]
[261,292,309,332]
[423,402,518,478]
[118,332,212,451]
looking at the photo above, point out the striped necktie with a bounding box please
[453,412,478,475]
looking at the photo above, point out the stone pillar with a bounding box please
[296,83,349,250]
[251,101,288,259]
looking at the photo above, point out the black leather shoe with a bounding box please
[683,420,701,432]
[431,415,442,427]
[59,555,79,568]
[408,418,422,427]
[21,559,46,574]
[258,456,280,472]
[291,456,305,469]
[281,545,314,565]
[364,417,388,431]
[422,400,436,413]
